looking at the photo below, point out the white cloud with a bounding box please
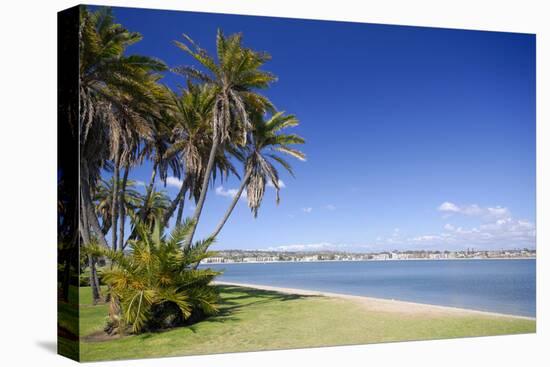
[262,208,536,252]
[215,179,282,201]
[325,204,336,211]
[487,206,511,219]
[370,228,403,246]
[215,186,246,200]
[438,201,460,213]
[267,179,286,189]
[166,176,184,188]
[438,201,510,220]
[371,202,535,250]
[302,207,313,213]
[411,235,442,242]
[264,242,349,252]
[262,241,400,253]
[444,223,455,231]
[135,180,146,187]
[405,216,535,249]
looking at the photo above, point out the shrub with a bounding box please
[89,218,221,334]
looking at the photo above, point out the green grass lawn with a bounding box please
[78,285,535,361]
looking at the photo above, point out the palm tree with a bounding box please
[210,112,305,239]
[79,7,166,198]
[161,82,242,228]
[173,30,276,248]
[126,189,170,245]
[134,91,185,229]
[88,218,220,334]
[79,6,166,302]
[117,161,132,251]
[93,178,142,246]
[110,100,168,255]
[161,83,214,227]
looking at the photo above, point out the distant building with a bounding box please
[204,257,224,263]
[372,253,389,261]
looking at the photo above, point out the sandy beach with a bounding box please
[214,281,535,320]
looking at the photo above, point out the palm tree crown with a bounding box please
[173,30,277,247]
[245,112,306,217]
[173,30,276,144]
[209,111,305,239]
[73,8,307,311]
[79,7,166,180]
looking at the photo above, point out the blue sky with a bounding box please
[101,6,536,252]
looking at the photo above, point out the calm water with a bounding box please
[206,259,536,317]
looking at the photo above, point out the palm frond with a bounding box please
[100,216,221,334]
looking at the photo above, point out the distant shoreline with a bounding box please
[214,281,535,320]
[205,257,536,265]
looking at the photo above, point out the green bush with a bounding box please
[89,218,221,334]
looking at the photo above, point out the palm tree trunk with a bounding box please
[184,136,219,248]
[117,164,130,252]
[83,189,109,248]
[141,161,158,222]
[191,172,250,271]
[145,162,158,200]
[210,171,250,239]
[80,159,108,304]
[110,149,121,251]
[80,160,109,249]
[79,192,101,304]
[162,176,189,227]
[175,198,185,227]
[88,256,101,303]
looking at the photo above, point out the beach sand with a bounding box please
[214,281,535,320]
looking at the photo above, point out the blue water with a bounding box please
[206,259,536,317]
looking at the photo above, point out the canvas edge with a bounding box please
[57,4,81,362]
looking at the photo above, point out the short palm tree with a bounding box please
[89,219,220,334]
[93,178,142,242]
[173,30,276,247]
[128,189,170,235]
[210,111,305,238]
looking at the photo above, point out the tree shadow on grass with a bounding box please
[214,285,319,315]
[217,285,318,301]
[84,284,319,342]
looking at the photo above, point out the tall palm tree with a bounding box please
[161,83,242,228]
[110,94,169,254]
[173,30,276,247]
[137,94,184,227]
[117,160,132,251]
[210,112,305,239]
[78,6,166,302]
[107,83,170,253]
[161,83,214,227]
